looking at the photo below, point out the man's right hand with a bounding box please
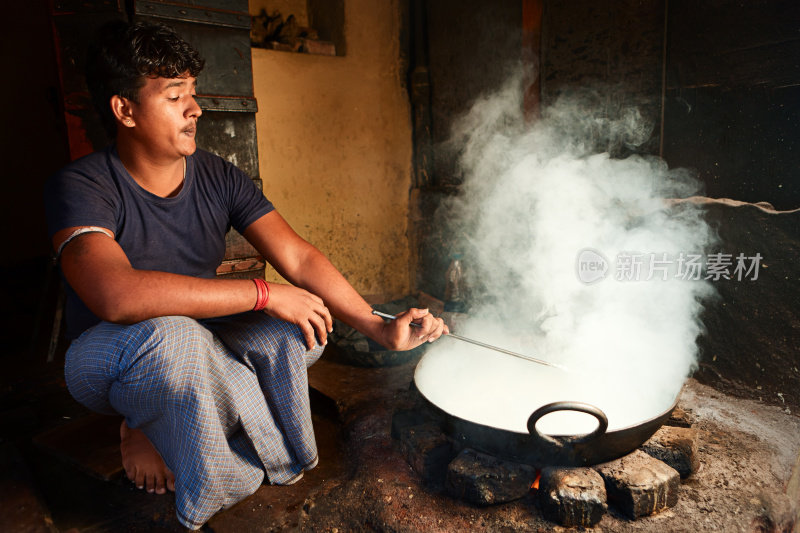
[262,283,333,350]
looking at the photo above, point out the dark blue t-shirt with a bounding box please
[44,145,274,338]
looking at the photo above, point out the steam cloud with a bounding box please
[416,79,717,435]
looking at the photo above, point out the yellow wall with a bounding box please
[251,0,413,301]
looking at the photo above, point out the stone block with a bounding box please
[445,448,537,506]
[642,425,699,478]
[398,422,454,486]
[538,466,607,527]
[391,409,431,440]
[595,450,680,519]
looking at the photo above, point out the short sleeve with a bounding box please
[224,161,274,234]
[43,153,119,240]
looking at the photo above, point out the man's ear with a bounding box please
[110,95,135,128]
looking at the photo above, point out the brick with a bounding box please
[445,448,537,505]
[538,467,607,527]
[398,422,454,486]
[595,450,680,519]
[641,425,699,478]
[665,406,696,428]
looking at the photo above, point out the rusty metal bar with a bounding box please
[195,95,258,112]
[135,1,250,29]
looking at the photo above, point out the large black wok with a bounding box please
[414,342,679,467]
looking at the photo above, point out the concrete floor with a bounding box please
[0,344,351,533]
[1,343,799,532]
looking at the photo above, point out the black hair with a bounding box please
[85,20,205,137]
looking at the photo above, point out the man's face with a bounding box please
[127,74,202,159]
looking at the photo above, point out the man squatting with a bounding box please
[44,20,446,529]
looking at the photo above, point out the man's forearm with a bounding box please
[242,212,444,352]
[243,212,388,343]
[280,246,387,342]
[94,270,258,323]
[59,231,258,323]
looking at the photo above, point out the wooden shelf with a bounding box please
[252,39,336,56]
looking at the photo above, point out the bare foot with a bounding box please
[120,420,176,494]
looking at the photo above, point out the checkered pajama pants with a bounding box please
[63,312,325,529]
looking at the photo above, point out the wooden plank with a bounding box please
[0,442,57,533]
[215,256,265,277]
[667,0,800,89]
[668,0,800,58]
[32,414,124,482]
[522,0,543,121]
[668,40,800,89]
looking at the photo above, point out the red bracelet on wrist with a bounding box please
[253,278,270,311]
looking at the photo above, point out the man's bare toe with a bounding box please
[120,420,174,494]
[134,467,145,489]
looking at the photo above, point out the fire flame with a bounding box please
[530,469,541,490]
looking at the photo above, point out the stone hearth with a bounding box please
[277,353,798,532]
[392,378,700,527]
[15,348,799,531]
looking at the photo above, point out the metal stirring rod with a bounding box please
[371,310,567,370]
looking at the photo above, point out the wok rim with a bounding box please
[413,370,680,439]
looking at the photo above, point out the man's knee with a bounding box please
[278,324,325,368]
[113,316,215,404]
[64,330,119,414]
[64,318,207,414]
[204,312,325,369]
[306,342,324,368]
